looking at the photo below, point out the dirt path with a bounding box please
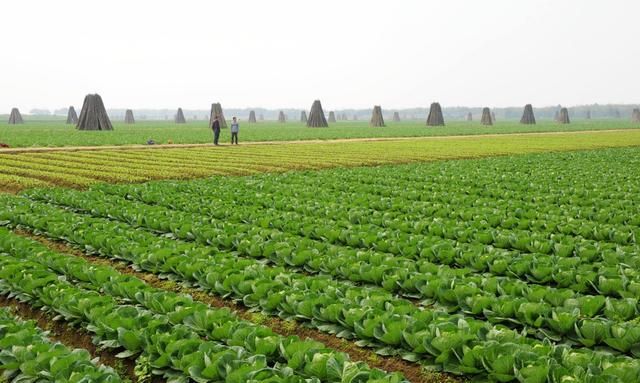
[1,128,637,154]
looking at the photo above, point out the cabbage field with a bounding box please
[1,147,639,382]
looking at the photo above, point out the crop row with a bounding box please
[142,149,640,235]
[0,227,402,383]
[83,180,640,294]
[277,151,640,222]
[0,142,390,191]
[168,169,640,245]
[238,148,640,224]
[0,307,122,382]
[1,196,639,382]
[4,133,640,191]
[23,187,640,351]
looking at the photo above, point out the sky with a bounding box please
[1,0,639,112]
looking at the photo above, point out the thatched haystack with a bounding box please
[210,103,227,128]
[426,102,445,126]
[491,112,496,122]
[328,111,336,123]
[481,107,493,125]
[554,110,560,122]
[392,112,400,122]
[342,113,348,121]
[248,110,257,123]
[632,108,640,123]
[77,94,113,130]
[369,105,385,127]
[307,100,329,128]
[66,106,78,124]
[586,110,592,119]
[466,112,473,121]
[8,108,23,124]
[124,109,135,124]
[175,108,186,124]
[558,108,570,124]
[520,104,536,124]
[300,111,308,123]
[278,111,286,123]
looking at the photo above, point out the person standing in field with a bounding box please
[230,116,239,145]
[212,115,221,145]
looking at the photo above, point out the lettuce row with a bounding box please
[2,196,640,382]
[91,166,640,248]
[46,185,639,301]
[23,187,640,300]
[22,188,640,352]
[0,254,320,383]
[93,149,640,229]
[0,227,405,383]
[0,308,123,382]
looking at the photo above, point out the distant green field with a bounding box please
[0,119,637,147]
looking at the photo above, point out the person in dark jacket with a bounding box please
[212,115,221,145]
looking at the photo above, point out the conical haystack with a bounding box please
[392,112,400,122]
[554,110,560,122]
[307,100,329,128]
[300,111,308,123]
[175,108,186,124]
[614,109,621,119]
[259,114,264,121]
[124,109,135,124]
[369,105,385,127]
[481,107,493,125]
[520,104,536,124]
[426,102,445,126]
[586,110,592,119]
[342,113,348,121]
[558,108,570,124]
[209,103,227,128]
[466,112,472,121]
[491,112,496,122]
[77,94,113,130]
[631,108,640,123]
[328,111,336,123]
[8,108,24,124]
[66,106,78,124]
[248,110,257,123]
[278,111,286,123]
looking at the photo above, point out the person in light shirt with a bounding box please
[230,116,239,145]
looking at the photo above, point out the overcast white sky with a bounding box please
[1,0,638,111]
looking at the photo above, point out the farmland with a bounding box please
[1,119,638,148]
[1,146,640,382]
[1,129,639,193]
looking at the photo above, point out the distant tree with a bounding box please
[29,108,51,115]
